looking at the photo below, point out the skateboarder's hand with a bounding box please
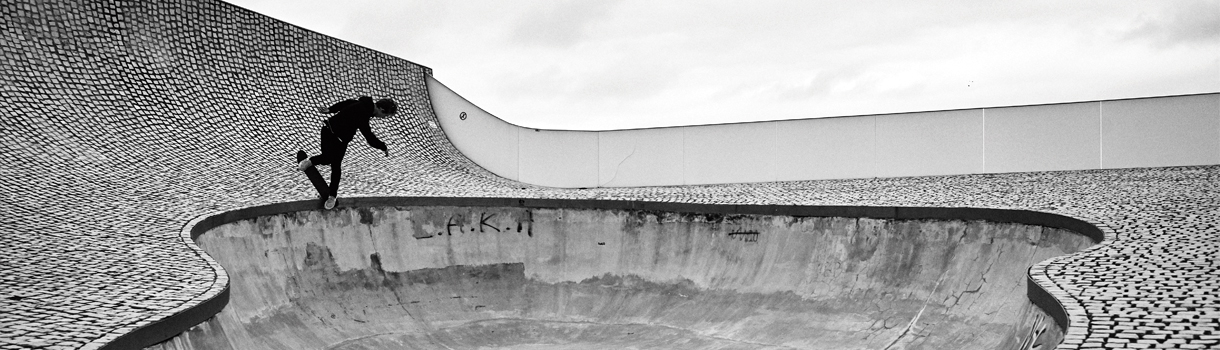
[316,106,330,113]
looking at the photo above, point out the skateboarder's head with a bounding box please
[374,98,398,119]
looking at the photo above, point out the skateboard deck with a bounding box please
[296,150,329,199]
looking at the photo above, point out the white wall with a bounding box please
[1101,94,1220,169]
[875,109,985,178]
[518,130,598,188]
[682,122,778,185]
[775,116,876,181]
[599,128,683,187]
[984,102,1100,173]
[430,75,1218,188]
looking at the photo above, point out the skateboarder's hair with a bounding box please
[376,98,398,116]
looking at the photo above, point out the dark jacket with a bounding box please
[323,96,386,151]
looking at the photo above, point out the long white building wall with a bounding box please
[428,76,1219,188]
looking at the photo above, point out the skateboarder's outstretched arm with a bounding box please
[317,99,359,114]
[360,122,388,157]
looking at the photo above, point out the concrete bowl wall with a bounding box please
[151,199,1094,350]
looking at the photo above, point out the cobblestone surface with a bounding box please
[1,0,1217,349]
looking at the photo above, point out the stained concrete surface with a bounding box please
[151,205,1091,349]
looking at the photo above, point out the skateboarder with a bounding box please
[296,96,397,209]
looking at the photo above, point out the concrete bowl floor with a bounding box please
[151,205,1092,350]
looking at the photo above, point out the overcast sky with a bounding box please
[224,0,1219,130]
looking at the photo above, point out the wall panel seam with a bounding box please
[772,121,778,182]
[872,115,878,178]
[1099,101,1104,169]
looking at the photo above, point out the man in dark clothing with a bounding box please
[297,96,397,209]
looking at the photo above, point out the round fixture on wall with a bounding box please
[459,112,467,120]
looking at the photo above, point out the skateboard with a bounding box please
[296,150,329,205]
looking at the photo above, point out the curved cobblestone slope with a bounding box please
[1,0,1217,349]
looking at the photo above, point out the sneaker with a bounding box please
[324,196,336,209]
[297,158,312,172]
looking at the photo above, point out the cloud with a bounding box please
[779,66,870,99]
[1123,1,1220,48]
[507,1,622,48]
[573,61,677,100]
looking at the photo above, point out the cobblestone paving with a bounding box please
[1,0,1217,349]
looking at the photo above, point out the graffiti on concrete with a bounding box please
[417,210,533,239]
[727,231,760,243]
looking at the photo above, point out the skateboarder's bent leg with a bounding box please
[325,163,341,197]
[309,126,349,198]
[309,154,345,198]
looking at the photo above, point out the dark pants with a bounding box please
[309,125,348,197]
